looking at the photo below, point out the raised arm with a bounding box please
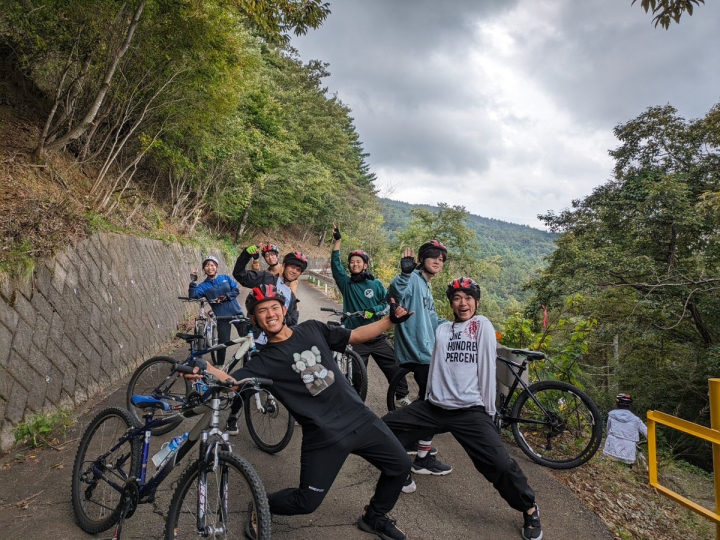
[349,299,412,344]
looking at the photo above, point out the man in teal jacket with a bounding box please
[387,240,452,480]
[329,225,409,404]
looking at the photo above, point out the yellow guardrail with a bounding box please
[647,378,720,538]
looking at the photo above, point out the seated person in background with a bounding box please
[251,243,299,297]
[383,277,542,540]
[603,393,647,467]
[329,224,409,405]
[188,255,244,367]
[185,284,414,540]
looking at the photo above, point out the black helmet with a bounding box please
[418,240,447,262]
[283,251,308,272]
[348,250,370,265]
[245,284,287,316]
[262,244,280,255]
[616,393,633,407]
[446,277,481,302]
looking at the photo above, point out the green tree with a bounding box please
[632,0,705,29]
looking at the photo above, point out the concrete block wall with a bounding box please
[0,233,229,450]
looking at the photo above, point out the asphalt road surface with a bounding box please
[0,279,613,539]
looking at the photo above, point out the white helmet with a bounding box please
[202,255,220,267]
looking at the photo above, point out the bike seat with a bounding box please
[176,332,202,342]
[130,395,171,411]
[510,349,547,362]
[327,321,342,327]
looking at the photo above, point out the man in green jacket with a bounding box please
[330,225,410,405]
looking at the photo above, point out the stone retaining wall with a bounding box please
[0,233,230,450]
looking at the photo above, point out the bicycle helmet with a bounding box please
[418,240,447,262]
[616,393,633,407]
[202,255,220,267]
[245,284,287,316]
[348,250,370,265]
[446,277,481,301]
[262,244,280,255]
[283,251,308,272]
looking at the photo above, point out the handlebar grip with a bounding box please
[320,307,335,312]
[254,378,273,387]
[174,364,197,374]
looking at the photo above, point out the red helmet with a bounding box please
[446,277,481,301]
[245,284,287,316]
[418,240,447,262]
[262,244,280,255]
[348,250,370,265]
[283,252,308,272]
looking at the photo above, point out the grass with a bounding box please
[12,409,74,449]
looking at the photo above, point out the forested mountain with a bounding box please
[380,198,556,305]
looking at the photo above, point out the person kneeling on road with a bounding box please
[184,284,414,540]
[383,277,543,540]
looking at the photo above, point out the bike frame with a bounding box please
[496,354,555,428]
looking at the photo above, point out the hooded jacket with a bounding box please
[188,274,243,317]
[602,408,648,464]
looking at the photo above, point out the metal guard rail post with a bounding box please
[647,378,720,538]
[305,270,336,295]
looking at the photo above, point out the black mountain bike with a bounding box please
[387,349,602,469]
[72,368,272,539]
[320,307,368,401]
[126,315,294,453]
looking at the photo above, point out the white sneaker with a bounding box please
[395,396,413,407]
[402,475,416,494]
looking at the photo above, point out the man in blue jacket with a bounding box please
[387,240,452,481]
[329,225,409,405]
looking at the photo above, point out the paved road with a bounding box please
[0,280,613,539]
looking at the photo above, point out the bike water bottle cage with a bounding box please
[283,251,308,272]
[418,240,447,262]
[348,250,370,265]
[262,244,280,255]
[446,277,481,301]
[245,284,287,316]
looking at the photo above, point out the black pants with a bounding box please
[400,362,430,400]
[213,320,243,366]
[353,335,408,398]
[383,401,536,513]
[268,416,411,520]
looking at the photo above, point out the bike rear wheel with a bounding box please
[386,368,421,412]
[165,451,271,540]
[71,407,141,534]
[126,356,190,436]
[337,349,368,401]
[511,380,602,469]
[244,388,295,454]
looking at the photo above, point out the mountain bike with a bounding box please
[179,296,218,364]
[72,369,272,539]
[320,307,368,401]
[386,348,603,469]
[126,314,294,453]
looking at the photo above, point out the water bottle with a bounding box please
[151,432,188,468]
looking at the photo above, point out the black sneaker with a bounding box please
[403,442,438,456]
[522,504,543,540]
[226,415,240,435]
[411,454,452,475]
[357,506,406,540]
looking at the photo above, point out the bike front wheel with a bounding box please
[337,349,368,401]
[244,388,295,454]
[126,356,190,436]
[511,380,602,469]
[71,407,141,534]
[386,368,420,412]
[165,451,271,540]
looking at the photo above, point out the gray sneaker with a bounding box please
[411,454,452,475]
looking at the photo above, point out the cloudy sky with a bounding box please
[291,0,720,228]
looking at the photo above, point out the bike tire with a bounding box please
[165,451,271,540]
[126,356,190,436]
[339,349,368,401]
[209,321,218,365]
[244,388,295,454]
[386,368,421,412]
[71,407,141,534]
[511,380,603,469]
